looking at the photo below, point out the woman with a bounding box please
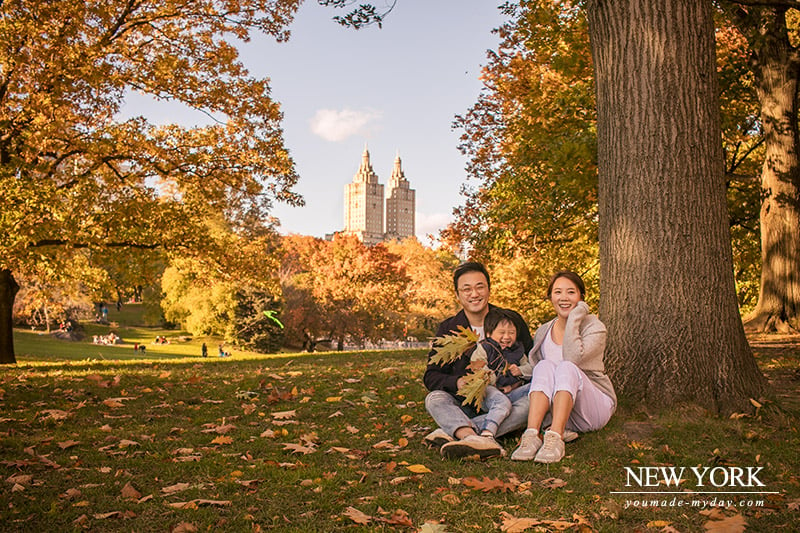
[511,271,616,463]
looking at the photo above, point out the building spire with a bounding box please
[389,151,407,187]
[355,143,377,183]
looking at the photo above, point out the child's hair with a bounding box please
[484,308,517,338]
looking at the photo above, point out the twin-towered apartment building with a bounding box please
[340,146,416,246]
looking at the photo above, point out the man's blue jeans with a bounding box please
[425,383,530,438]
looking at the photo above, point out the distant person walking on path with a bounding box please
[202,343,208,358]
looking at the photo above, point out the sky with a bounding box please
[121,1,508,243]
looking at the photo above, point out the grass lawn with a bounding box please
[1,329,798,532]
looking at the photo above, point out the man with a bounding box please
[423,261,533,459]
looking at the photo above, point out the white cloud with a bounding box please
[415,212,453,241]
[309,108,382,142]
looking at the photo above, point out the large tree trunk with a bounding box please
[0,269,20,364]
[739,9,800,333]
[586,0,766,412]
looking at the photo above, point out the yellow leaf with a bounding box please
[406,464,431,473]
[429,326,478,366]
[326,396,342,402]
[749,398,762,409]
[211,435,233,445]
[457,369,491,410]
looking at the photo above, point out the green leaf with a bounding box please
[429,326,478,366]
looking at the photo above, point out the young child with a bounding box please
[468,308,532,439]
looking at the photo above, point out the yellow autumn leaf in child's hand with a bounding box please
[429,326,478,366]
[458,368,492,411]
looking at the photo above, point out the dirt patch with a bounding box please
[620,420,657,441]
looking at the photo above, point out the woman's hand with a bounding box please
[568,300,590,323]
[507,364,522,377]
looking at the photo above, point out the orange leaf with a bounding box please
[121,481,142,501]
[380,509,413,527]
[463,476,514,492]
[211,435,233,445]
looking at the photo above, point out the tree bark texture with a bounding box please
[586,0,765,412]
[741,10,800,333]
[0,269,19,364]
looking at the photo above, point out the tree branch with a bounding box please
[30,239,160,250]
[728,0,800,8]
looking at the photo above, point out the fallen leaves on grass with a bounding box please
[343,506,414,527]
[170,522,198,533]
[418,522,450,533]
[499,511,578,532]
[201,423,236,434]
[540,477,568,489]
[37,409,70,421]
[283,442,316,455]
[94,510,137,520]
[161,482,191,495]
[343,506,371,525]
[462,476,516,493]
[120,481,141,501]
[703,513,746,532]
[166,499,231,509]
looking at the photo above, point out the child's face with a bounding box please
[489,320,517,349]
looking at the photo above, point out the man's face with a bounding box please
[456,271,490,316]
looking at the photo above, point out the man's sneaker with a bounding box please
[534,430,565,463]
[440,434,503,460]
[563,429,579,443]
[423,428,454,449]
[479,432,507,457]
[511,430,543,461]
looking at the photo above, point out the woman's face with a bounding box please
[550,276,582,319]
